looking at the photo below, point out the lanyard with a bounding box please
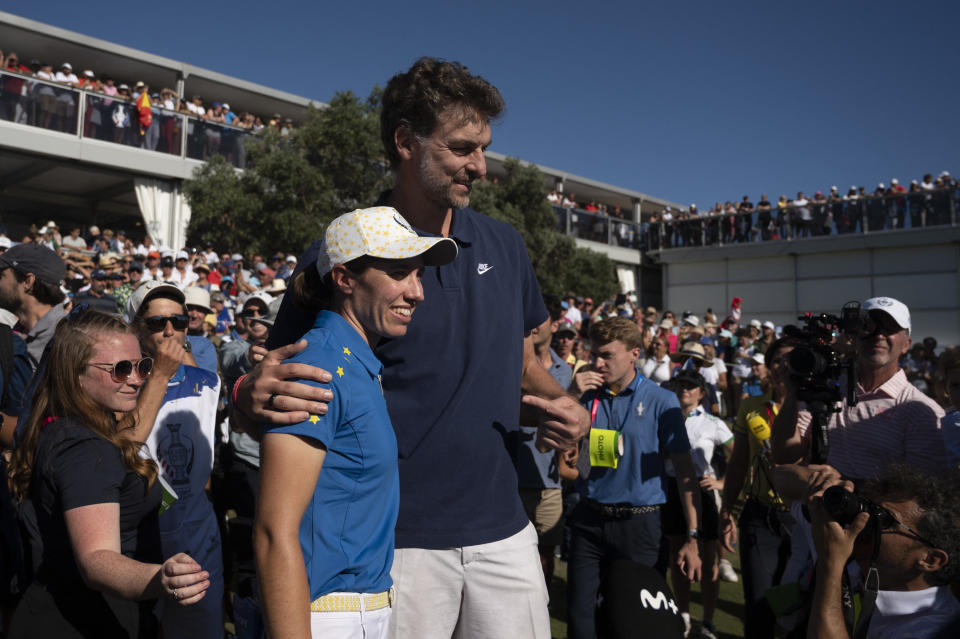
[589,378,640,434]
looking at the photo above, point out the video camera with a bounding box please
[782,301,875,463]
[782,301,874,408]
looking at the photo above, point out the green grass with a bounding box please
[548,551,746,638]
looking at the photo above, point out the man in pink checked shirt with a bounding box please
[771,296,947,482]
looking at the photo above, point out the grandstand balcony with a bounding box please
[0,10,315,249]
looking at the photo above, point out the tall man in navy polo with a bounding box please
[235,58,589,639]
[567,318,702,639]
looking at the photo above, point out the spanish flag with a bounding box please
[137,92,153,135]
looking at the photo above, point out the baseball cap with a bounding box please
[147,250,161,259]
[597,560,685,639]
[286,255,297,264]
[128,261,144,273]
[231,253,243,262]
[0,237,12,249]
[556,323,577,337]
[762,320,776,330]
[124,281,185,323]
[184,287,213,314]
[250,295,284,329]
[0,244,65,286]
[91,269,107,280]
[751,352,766,365]
[243,291,273,312]
[863,296,911,335]
[175,250,189,261]
[749,319,762,329]
[683,315,700,327]
[316,207,457,278]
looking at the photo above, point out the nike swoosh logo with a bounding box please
[477,264,494,275]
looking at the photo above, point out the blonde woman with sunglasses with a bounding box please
[8,308,209,638]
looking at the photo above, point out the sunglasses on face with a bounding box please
[874,507,940,550]
[88,357,153,382]
[143,314,189,332]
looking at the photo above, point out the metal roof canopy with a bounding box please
[484,151,683,217]
[0,11,323,123]
[0,147,143,236]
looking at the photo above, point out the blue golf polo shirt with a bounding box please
[263,311,398,598]
[269,203,547,548]
[578,371,690,506]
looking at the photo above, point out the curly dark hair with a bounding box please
[380,57,505,168]
[861,464,960,585]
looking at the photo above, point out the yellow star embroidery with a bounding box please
[343,347,351,356]
[308,414,320,424]
[336,366,344,378]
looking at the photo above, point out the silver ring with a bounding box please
[267,393,278,409]
[172,588,179,600]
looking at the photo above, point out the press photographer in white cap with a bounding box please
[771,296,948,481]
[253,207,456,639]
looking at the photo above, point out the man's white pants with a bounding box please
[388,522,550,639]
[310,601,391,639]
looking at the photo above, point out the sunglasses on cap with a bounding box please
[143,314,189,332]
[88,357,153,382]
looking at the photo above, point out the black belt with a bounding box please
[583,498,660,518]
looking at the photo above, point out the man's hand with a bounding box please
[522,394,589,452]
[676,539,702,582]
[247,344,267,367]
[720,509,738,553]
[807,477,866,569]
[237,340,333,425]
[153,336,185,380]
[569,370,603,399]
[699,476,723,491]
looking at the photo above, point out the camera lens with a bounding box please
[821,485,864,526]
[788,346,828,376]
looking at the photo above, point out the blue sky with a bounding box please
[12,1,960,207]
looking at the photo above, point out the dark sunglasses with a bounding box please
[143,314,189,332]
[875,508,941,550]
[88,357,153,382]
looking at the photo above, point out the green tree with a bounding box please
[184,90,391,256]
[471,158,619,300]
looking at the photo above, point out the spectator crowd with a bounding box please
[547,171,959,252]
[0,53,959,639]
[0,49,296,162]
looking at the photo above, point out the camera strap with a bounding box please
[851,527,882,639]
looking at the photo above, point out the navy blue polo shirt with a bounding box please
[268,204,547,548]
[578,371,690,506]
[263,311,398,597]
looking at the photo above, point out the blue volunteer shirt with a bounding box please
[264,311,397,598]
[578,371,690,506]
[516,349,573,490]
[186,334,218,374]
[268,203,547,548]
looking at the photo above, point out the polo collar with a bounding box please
[602,369,643,397]
[313,310,382,378]
[375,189,476,246]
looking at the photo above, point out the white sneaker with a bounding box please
[681,612,691,638]
[719,558,739,583]
[700,620,718,639]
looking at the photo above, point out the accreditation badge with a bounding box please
[589,428,626,469]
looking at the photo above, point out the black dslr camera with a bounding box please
[782,301,874,463]
[822,485,893,529]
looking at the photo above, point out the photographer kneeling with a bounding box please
[805,465,960,639]
[771,297,947,479]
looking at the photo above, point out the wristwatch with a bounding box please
[687,529,700,540]
[182,339,192,353]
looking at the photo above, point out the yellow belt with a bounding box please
[310,588,394,613]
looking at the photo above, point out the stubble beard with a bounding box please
[419,153,470,211]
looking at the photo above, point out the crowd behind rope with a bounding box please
[1,51,960,639]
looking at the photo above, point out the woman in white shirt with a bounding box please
[641,337,672,383]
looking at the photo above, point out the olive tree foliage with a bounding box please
[470,158,619,300]
[184,89,391,256]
